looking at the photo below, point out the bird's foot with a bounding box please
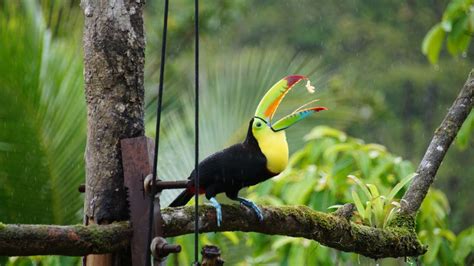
[209,197,222,227]
[237,197,264,222]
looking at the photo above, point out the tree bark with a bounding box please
[400,69,474,215]
[81,0,145,264]
[0,223,131,256]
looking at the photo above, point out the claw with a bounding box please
[209,197,222,227]
[237,197,264,222]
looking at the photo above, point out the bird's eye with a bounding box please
[256,122,262,128]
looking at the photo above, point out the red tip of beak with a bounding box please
[312,107,328,112]
[284,75,307,88]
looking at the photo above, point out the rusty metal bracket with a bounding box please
[121,136,179,265]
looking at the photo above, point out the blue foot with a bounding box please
[237,197,264,222]
[209,197,222,227]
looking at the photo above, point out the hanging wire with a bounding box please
[193,0,200,264]
[146,0,169,265]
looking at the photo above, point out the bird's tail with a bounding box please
[169,189,194,207]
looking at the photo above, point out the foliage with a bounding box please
[0,0,472,265]
[1,256,79,266]
[0,1,85,225]
[170,127,474,265]
[345,173,414,229]
[422,0,473,64]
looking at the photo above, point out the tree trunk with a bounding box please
[81,0,145,264]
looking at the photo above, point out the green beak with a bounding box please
[254,75,327,132]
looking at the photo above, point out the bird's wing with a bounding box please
[189,143,267,187]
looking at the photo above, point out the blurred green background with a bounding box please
[0,0,473,265]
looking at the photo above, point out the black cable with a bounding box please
[194,0,200,264]
[146,0,169,265]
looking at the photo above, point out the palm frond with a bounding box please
[0,1,85,224]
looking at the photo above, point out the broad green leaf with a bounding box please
[447,15,470,55]
[443,0,471,22]
[422,23,446,64]
[453,226,474,263]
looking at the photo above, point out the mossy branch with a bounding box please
[400,70,474,215]
[0,205,426,258]
[0,222,131,256]
[161,204,427,259]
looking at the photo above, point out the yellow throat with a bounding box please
[252,119,289,174]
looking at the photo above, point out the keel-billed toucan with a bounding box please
[169,75,327,226]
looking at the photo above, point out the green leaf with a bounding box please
[422,23,446,64]
[366,184,380,198]
[469,10,474,32]
[365,200,373,227]
[352,190,366,220]
[447,14,471,55]
[442,0,471,22]
[222,232,240,245]
[348,175,372,200]
[425,231,442,263]
[383,207,398,229]
[453,226,474,264]
[327,204,344,210]
[456,111,474,149]
[367,184,385,227]
[386,173,416,202]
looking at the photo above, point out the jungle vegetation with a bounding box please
[0,0,473,265]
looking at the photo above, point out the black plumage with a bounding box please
[169,118,276,207]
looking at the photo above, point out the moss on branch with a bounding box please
[161,204,426,259]
[0,222,131,256]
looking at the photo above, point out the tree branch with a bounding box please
[400,70,474,215]
[0,205,426,259]
[0,222,131,256]
[161,204,426,259]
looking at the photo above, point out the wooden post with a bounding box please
[81,0,145,264]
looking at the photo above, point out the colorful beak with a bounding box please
[254,75,327,132]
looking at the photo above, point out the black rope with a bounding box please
[193,0,200,264]
[146,0,169,265]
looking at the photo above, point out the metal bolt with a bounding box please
[143,174,188,195]
[150,237,181,259]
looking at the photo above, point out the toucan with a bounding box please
[169,75,327,226]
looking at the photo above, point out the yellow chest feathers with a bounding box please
[254,130,289,174]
